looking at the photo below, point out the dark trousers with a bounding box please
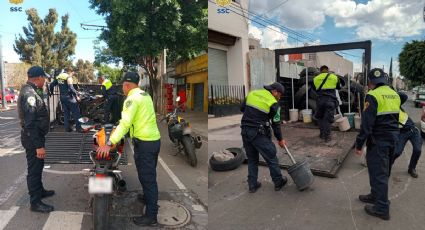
[242,127,283,188]
[315,97,336,138]
[391,127,422,170]
[61,97,81,130]
[25,148,44,204]
[104,95,118,124]
[366,143,394,213]
[133,139,161,218]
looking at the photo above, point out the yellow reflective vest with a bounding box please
[109,88,160,144]
[367,85,400,116]
[102,79,113,91]
[313,73,339,90]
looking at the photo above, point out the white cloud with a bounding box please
[249,0,425,40]
[249,24,292,49]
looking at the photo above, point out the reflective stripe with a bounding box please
[313,73,339,90]
[102,79,112,91]
[246,89,277,114]
[367,85,400,116]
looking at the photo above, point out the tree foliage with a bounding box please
[399,40,425,85]
[89,0,207,110]
[75,59,95,83]
[13,8,77,73]
[96,64,123,83]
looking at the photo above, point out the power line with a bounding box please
[260,0,290,17]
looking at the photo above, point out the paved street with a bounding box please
[208,98,425,230]
[0,105,208,230]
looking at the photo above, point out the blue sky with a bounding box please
[248,0,425,77]
[0,0,106,64]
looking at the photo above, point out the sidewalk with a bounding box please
[208,114,242,132]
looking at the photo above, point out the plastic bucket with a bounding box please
[288,159,314,191]
[344,113,355,128]
[301,109,312,123]
[354,115,361,130]
[289,109,299,122]
[334,114,342,122]
[336,117,351,131]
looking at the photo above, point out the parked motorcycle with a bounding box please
[80,117,126,230]
[163,97,202,167]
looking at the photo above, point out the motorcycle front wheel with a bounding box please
[93,194,110,230]
[181,135,197,167]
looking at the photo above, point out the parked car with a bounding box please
[414,87,425,108]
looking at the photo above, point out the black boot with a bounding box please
[364,205,390,220]
[41,189,55,198]
[359,194,376,204]
[133,215,158,226]
[30,201,54,213]
[274,177,288,191]
[408,168,418,178]
[249,182,262,193]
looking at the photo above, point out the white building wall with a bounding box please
[208,0,249,88]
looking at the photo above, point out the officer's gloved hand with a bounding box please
[278,139,287,148]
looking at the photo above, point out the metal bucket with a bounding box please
[288,159,314,191]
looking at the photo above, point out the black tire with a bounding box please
[421,131,425,139]
[182,135,197,167]
[93,194,110,230]
[210,147,245,171]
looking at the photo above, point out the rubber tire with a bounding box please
[182,135,197,167]
[421,131,425,139]
[93,194,110,230]
[210,147,245,171]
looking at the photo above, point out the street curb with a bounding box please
[208,123,240,133]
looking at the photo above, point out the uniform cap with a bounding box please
[368,68,387,85]
[122,72,140,84]
[27,66,49,78]
[264,82,285,94]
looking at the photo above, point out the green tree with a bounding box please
[399,40,425,85]
[89,0,207,110]
[97,64,123,83]
[14,8,77,73]
[75,59,95,83]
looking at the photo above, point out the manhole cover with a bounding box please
[145,200,191,228]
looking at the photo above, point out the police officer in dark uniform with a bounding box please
[241,82,287,193]
[49,67,82,132]
[390,92,421,178]
[355,68,400,220]
[97,73,118,124]
[18,66,55,213]
[313,65,341,142]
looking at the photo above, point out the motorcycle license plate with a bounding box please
[88,177,113,194]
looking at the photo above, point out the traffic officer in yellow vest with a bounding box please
[241,82,287,193]
[96,72,161,227]
[390,92,421,178]
[97,73,118,124]
[313,65,341,142]
[355,68,400,220]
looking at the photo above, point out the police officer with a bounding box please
[313,65,341,142]
[49,67,82,132]
[97,73,118,124]
[96,72,161,226]
[241,82,287,193]
[18,66,55,213]
[355,68,400,220]
[390,92,421,178]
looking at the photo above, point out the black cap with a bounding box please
[122,72,140,84]
[368,68,387,85]
[27,66,49,78]
[264,82,285,94]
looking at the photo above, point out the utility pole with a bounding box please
[0,35,8,110]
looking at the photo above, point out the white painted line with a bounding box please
[0,173,26,206]
[0,116,15,120]
[42,211,84,230]
[158,157,187,191]
[192,204,205,212]
[0,206,19,230]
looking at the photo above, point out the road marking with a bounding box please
[0,173,26,206]
[42,211,84,230]
[0,206,19,230]
[158,157,187,191]
[191,204,205,212]
[0,121,19,127]
[0,116,15,120]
